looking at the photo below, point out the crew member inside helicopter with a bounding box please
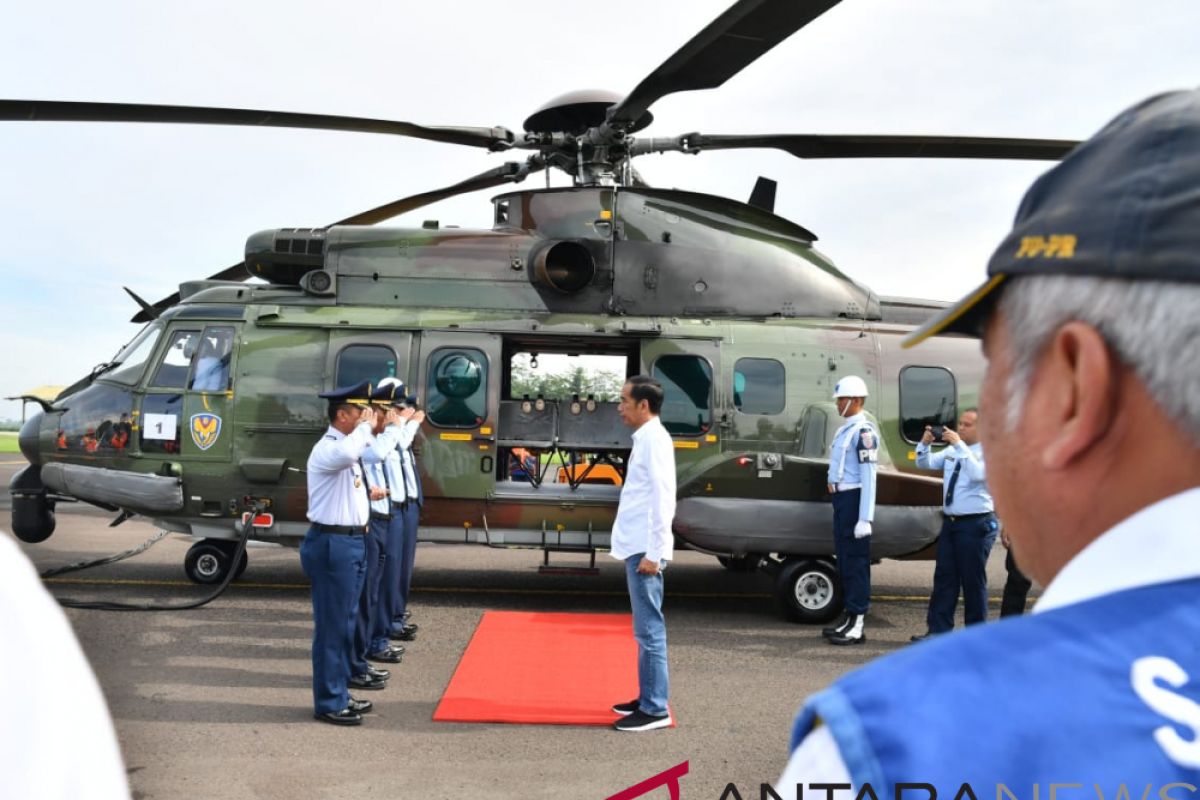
[190,330,233,391]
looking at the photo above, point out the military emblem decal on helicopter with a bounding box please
[190,413,222,451]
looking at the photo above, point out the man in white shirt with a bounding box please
[609,375,676,732]
[779,89,1200,787]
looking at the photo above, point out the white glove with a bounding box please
[853,521,872,538]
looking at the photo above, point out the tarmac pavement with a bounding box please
[1,459,1032,799]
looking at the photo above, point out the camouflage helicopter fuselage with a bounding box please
[13,185,979,616]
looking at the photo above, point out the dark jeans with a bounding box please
[927,514,999,633]
[1000,548,1033,617]
[831,490,871,615]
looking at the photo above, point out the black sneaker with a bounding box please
[614,709,672,732]
[347,697,374,714]
[611,698,640,716]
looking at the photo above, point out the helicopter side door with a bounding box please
[137,322,239,461]
[414,332,501,501]
[639,337,722,481]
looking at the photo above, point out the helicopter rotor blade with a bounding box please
[606,0,843,130]
[634,133,1080,161]
[131,159,545,322]
[130,262,251,323]
[0,100,515,151]
[333,158,545,226]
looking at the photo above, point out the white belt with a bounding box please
[833,482,861,492]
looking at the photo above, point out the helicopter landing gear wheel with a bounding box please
[775,558,843,624]
[716,554,762,572]
[184,539,245,584]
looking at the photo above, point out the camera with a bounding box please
[930,425,945,439]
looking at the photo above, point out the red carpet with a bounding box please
[434,610,674,727]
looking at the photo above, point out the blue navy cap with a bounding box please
[376,377,415,406]
[904,89,1200,348]
[318,379,373,405]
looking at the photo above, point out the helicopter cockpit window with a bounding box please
[102,323,163,385]
[427,348,487,428]
[652,355,713,436]
[899,365,958,444]
[189,326,235,391]
[149,330,201,389]
[733,358,785,415]
[336,345,397,388]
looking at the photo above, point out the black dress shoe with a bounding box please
[391,623,419,642]
[315,708,362,726]
[367,647,403,664]
[365,666,390,680]
[347,697,374,714]
[910,631,933,643]
[349,673,388,691]
[403,610,412,622]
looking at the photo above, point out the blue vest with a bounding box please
[791,578,1200,788]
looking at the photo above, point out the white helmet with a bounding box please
[833,375,869,399]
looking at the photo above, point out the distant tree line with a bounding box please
[510,363,624,402]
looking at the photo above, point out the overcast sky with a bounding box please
[2,0,1198,421]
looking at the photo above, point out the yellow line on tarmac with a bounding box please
[43,576,953,602]
[0,459,29,465]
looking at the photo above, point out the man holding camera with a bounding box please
[911,409,998,641]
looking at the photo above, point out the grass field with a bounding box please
[0,431,21,455]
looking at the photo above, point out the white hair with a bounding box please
[998,275,1200,440]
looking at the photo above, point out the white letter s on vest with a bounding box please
[1131,656,1200,768]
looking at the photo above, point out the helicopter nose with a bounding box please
[19,411,43,465]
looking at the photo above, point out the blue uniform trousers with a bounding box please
[831,490,871,615]
[299,527,367,715]
[392,502,421,631]
[351,517,388,673]
[927,513,999,632]
[371,509,406,653]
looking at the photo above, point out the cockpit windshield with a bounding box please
[103,322,163,385]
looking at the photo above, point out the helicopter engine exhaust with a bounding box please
[533,240,596,293]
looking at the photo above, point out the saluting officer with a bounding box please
[911,408,999,641]
[822,375,878,646]
[302,380,379,726]
[347,389,403,684]
[361,380,409,664]
[377,377,424,642]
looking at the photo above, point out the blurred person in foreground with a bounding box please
[0,533,129,798]
[780,89,1200,787]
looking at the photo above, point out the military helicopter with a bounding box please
[4,0,1079,623]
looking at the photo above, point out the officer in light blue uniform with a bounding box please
[377,378,424,641]
[348,387,405,682]
[301,380,380,726]
[912,408,998,639]
[822,375,878,646]
[361,380,409,663]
